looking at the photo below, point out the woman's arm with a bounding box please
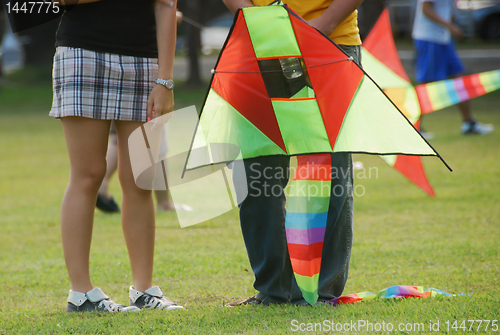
[307,0,364,36]
[148,0,178,119]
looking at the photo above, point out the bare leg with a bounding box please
[60,117,111,293]
[155,190,175,211]
[99,132,118,198]
[115,121,155,292]
[155,163,191,212]
[458,100,473,122]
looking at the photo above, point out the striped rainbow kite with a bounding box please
[329,285,452,306]
[188,4,450,305]
[416,70,500,115]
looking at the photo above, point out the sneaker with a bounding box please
[67,287,140,312]
[225,295,262,307]
[96,194,120,213]
[461,119,494,135]
[129,286,183,310]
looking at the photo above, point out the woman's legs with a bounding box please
[60,117,111,293]
[114,120,155,293]
[155,190,175,211]
[98,131,118,199]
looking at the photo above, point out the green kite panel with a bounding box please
[272,99,332,155]
[334,77,435,155]
[294,273,320,296]
[291,86,316,99]
[301,291,318,306]
[361,49,409,89]
[243,6,301,59]
[381,155,397,167]
[196,89,287,161]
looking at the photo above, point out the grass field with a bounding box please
[0,81,498,334]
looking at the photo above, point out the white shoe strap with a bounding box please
[129,286,142,303]
[129,286,163,303]
[144,286,164,298]
[68,290,87,307]
[86,287,109,303]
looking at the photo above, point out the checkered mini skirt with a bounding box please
[49,47,158,121]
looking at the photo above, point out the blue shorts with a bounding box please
[414,40,466,83]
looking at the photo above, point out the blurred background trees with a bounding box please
[2,0,499,87]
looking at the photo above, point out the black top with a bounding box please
[56,0,158,58]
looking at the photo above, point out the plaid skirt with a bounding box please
[49,47,158,121]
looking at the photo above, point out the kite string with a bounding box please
[182,16,205,30]
[212,57,353,74]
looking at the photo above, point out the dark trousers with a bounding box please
[234,153,353,304]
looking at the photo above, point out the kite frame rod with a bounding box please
[212,59,352,74]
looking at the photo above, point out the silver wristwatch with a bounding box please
[156,78,175,90]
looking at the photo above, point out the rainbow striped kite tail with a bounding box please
[328,286,452,305]
[416,69,500,114]
[285,153,331,305]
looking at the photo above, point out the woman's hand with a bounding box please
[147,84,174,120]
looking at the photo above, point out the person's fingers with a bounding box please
[147,97,154,121]
[147,86,174,126]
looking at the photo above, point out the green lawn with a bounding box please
[0,83,498,334]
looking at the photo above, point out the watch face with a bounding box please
[166,80,174,89]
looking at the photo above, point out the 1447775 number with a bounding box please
[445,320,498,332]
[5,1,60,14]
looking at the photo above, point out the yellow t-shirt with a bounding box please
[251,0,361,45]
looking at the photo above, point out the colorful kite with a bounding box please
[329,285,451,306]
[190,5,446,164]
[187,4,449,305]
[363,9,500,196]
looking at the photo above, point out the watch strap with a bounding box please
[156,78,174,90]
